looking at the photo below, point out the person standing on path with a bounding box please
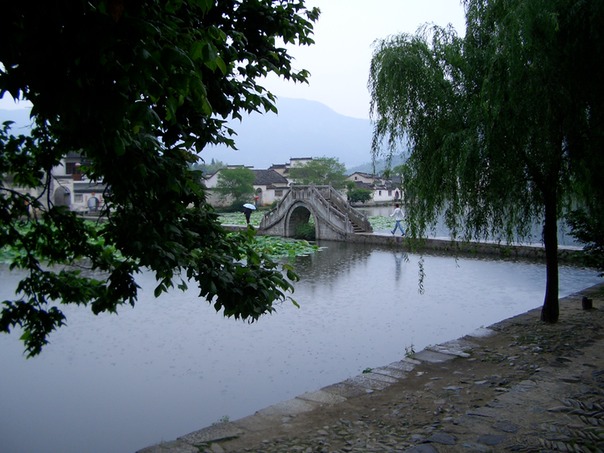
[390,203,405,236]
[243,206,252,225]
[242,203,256,225]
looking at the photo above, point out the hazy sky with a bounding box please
[262,0,466,119]
[0,1,466,119]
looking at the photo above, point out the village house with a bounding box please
[7,153,403,214]
[204,160,404,208]
[251,169,290,206]
[346,171,403,204]
[51,152,107,213]
[4,151,107,214]
[267,157,313,180]
[204,165,290,207]
[204,158,323,208]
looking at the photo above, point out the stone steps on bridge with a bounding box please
[350,218,368,233]
[329,202,370,234]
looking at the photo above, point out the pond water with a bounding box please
[0,241,600,453]
[356,205,581,247]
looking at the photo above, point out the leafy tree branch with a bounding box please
[0,0,318,356]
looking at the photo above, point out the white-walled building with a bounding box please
[346,172,403,204]
[5,151,106,214]
[268,157,313,179]
[204,166,290,207]
[51,152,107,213]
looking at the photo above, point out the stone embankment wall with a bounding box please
[223,224,585,265]
[348,233,585,264]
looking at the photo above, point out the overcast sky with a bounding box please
[0,1,466,119]
[262,0,466,119]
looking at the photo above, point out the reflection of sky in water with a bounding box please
[0,243,601,453]
[356,205,581,246]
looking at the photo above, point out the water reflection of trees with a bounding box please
[292,241,419,287]
[292,240,373,282]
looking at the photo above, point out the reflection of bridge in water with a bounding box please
[259,185,373,241]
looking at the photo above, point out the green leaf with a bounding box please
[0,0,320,356]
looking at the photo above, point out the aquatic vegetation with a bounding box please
[1,221,321,264]
[218,211,263,227]
[368,215,392,231]
[0,220,122,265]
[249,236,320,260]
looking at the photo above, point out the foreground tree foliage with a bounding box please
[0,0,319,356]
[369,0,603,323]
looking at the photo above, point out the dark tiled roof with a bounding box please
[353,181,374,190]
[253,169,289,186]
[349,171,375,179]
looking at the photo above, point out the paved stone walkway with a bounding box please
[139,283,604,453]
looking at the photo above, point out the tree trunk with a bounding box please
[540,189,559,323]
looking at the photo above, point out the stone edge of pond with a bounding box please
[137,282,604,453]
[223,224,585,264]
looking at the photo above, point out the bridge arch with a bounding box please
[283,201,317,239]
[259,185,373,241]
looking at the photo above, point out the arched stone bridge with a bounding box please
[259,185,373,241]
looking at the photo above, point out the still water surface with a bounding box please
[0,241,601,453]
[357,205,580,246]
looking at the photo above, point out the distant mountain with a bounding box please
[198,98,375,169]
[347,155,407,175]
[1,100,405,172]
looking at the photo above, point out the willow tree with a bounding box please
[369,0,603,323]
[0,0,319,356]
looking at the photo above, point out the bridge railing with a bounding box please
[320,186,373,233]
[258,185,373,234]
[258,185,346,232]
[258,189,293,230]
[299,185,350,232]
